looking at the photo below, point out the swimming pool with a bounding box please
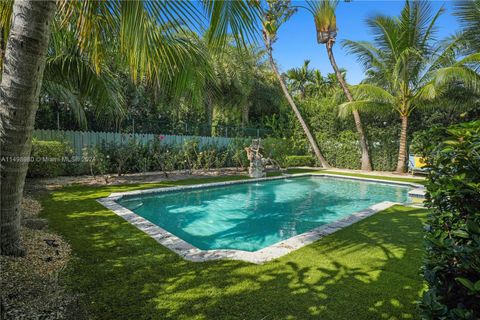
[99,174,420,263]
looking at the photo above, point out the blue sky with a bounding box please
[272,1,459,84]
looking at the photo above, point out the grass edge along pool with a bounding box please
[99,174,424,263]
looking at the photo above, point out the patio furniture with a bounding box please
[408,154,428,174]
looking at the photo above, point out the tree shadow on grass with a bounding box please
[40,183,427,320]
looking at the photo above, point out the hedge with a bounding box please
[27,139,72,178]
[284,155,315,167]
[420,121,480,319]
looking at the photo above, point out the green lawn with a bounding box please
[322,170,426,185]
[39,174,428,319]
[268,168,426,185]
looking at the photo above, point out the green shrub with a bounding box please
[366,126,399,171]
[284,155,315,167]
[227,138,250,169]
[28,139,72,178]
[420,121,480,319]
[83,146,108,177]
[316,130,361,169]
[410,126,447,157]
[262,137,303,166]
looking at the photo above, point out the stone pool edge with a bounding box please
[97,174,425,264]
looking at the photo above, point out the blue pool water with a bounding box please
[117,176,411,251]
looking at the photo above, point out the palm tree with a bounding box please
[43,27,126,128]
[308,70,329,98]
[0,0,56,257]
[454,0,480,53]
[211,43,268,128]
[341,1,480,173]
[285,60,314,99]
[309,0,373,171]
[262,0,330,168]
[0,0,261,256]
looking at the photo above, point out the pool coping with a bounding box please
[97,173,425,264]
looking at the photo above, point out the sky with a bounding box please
[273,0,460,84]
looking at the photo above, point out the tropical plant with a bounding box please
[309,0,373,171]
[285,60,314,99]
[209,42,269,128]
[42,27,125,128]
[261,0,330,168]
[454,0,480,53]
[27,139,72,178]
[341,1,480,172]
[308,69,335,98]
[419,121,480,319]
[0,0,261,256]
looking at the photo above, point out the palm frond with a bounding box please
[455,52,480,66]
[342,40,384,71]
[44,28,126,126]
[202,0,261,49]
[42,81,87,128]
[0,0,13,69]
[431,65,480,94]
[367,15,400,58]
[454,0,480,53]
[338,100,393,118]
[422,34,464,79]
[349,84,396,104]
[415,82,441,101]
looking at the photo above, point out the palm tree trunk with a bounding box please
[396,115,408,173]
[241,103,249,128]
[266,48,329,168]
[205,95,214,136]
[0,0,56,256]
[325,41,372,171]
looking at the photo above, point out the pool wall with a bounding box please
[97,173,425,264]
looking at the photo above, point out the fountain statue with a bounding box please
[245,139,266,178]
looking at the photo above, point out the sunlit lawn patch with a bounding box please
[40,175,427,319]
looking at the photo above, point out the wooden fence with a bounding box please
[32,129,236,156]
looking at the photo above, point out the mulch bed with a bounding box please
[0,197,82,320]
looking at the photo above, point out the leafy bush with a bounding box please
[227,138,250,169]
[28,139,72,178]
[316,130,361,169]
[83,146,110,180]
[410,126,448,157]
[420,121,480,319]
[262,137,303,166]
[366,126,399,171]
[284,155,315,167]
[89,137,249,176]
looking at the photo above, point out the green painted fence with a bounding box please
[32,129,236,156]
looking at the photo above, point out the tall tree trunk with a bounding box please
[241,102,250,128]
[326,40,372,171]
[0,0,56,256]
[396,115,408,173]
[266,49,329,168]
[205,95,214,136]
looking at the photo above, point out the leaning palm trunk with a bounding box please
[325,40,372,171]
[0,0,56,256]
[396,115,408,173]
[241,102,250,128]
[266,49,330,168]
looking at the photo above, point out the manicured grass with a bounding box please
[39,175,428,319]
[323,170,426,185]
[270,168,425,185]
